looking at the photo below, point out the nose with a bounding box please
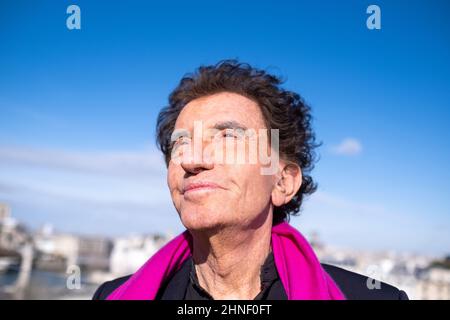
[181,160,214,174]
[180,144,214,174]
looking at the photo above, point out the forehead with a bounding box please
[174,92,267,131]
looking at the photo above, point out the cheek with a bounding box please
[238,166,274,209]
[167,168,175,190]
[246,164,273,192]
[167,165,181,199]
[251,177,273,205]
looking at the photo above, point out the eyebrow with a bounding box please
[171,129,191,140]
[169,129,191,149]
[212,120,248,131]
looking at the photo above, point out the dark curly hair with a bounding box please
[156,60,320,224]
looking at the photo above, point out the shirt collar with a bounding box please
[188,251,279,299]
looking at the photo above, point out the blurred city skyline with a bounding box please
[0,1,449,256]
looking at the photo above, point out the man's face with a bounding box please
[167,92,277,232]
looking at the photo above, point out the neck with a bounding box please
[191,215,273,300]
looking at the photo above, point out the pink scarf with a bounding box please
[106,222,346,300]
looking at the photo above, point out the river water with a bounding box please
[0,269,98,300]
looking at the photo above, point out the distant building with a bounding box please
[0,203,30,252]
[0,203,11,221]
[109,234,168,276]
[416,266,450,300]
[34,225,112,272]
[34,227,79,271]
[77,236,113,271]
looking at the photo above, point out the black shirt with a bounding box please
[184,251,288,300]
[93,256,410,300]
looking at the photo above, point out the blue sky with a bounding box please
[0,0,449,256]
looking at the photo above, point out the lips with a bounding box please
[183,181,221,193]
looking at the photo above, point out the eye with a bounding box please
[173,136,191,148]
[222,129,241,139]
[223,132,237,138]
[180,136,190,144]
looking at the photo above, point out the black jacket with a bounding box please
[92,258,409,300]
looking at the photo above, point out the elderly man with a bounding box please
[93,60,408,300]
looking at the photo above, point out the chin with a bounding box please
[179,209,229,232]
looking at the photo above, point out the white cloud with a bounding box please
[0,144,178,235]
[295,190,445,255]
[330,138,362,156]
[0,144,171,205]
[0,145,166,176]
[1,145,446,255]
[309,190,386,216]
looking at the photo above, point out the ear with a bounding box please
[271,161,302,207]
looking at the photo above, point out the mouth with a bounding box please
[183,181,221,194]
